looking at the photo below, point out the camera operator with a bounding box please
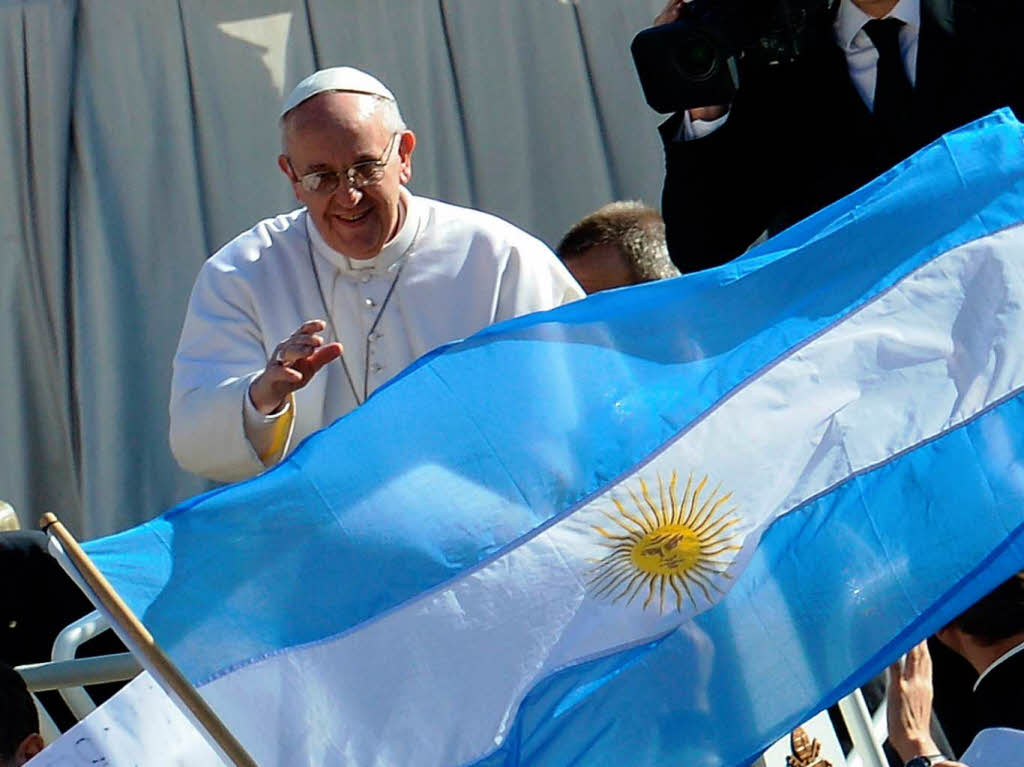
[647,0,1024,272]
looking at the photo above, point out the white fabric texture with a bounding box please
[170,192,583,482]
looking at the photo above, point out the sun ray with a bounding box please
[642,574,659,610]
[673,572,697,610]
[690,483,725,532]
[675,472,694,525]
[632,573,657,608]
[681,474,708,527]
[627,486,657,529]
[588,566,629,590]
[689,565,726,595]
[668,575,685,612]
[605,503,646,535]
[692,559,731,577]
[593,525,638,542]
[695,515,741,540]
[701,543,743,557]
[656,475,668,527]
[668,471,680,525]
[590,565,636,597]
[691,494,734,535]
[613,570,648,604]
[639,477,663,525]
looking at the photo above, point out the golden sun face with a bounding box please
[587,472,741,614]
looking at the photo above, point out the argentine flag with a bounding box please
[47,111,1024,766]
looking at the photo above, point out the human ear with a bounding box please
[397,131,416,184]
[277,155,302,200]
[17,732,45,763]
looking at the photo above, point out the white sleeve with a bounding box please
[169,260,273,483]
[494,239,584,323]
[242,390,293,467]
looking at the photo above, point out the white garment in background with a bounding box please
[170,191,582,482]
[960,727,1024,767]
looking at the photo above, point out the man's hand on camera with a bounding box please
[654,0,686,26]
[653,2,729,124]
[690,105,729,121]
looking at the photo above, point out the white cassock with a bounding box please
[170,190,583,482]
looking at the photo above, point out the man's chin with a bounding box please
[327,223,381,259]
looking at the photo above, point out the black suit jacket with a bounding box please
[973,645,1024,735]
[660,0,1024,272]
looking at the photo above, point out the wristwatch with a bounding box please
[904,755,949,767]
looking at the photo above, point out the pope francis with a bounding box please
[170,67,582,482]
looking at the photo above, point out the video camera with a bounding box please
[631,0,838,114]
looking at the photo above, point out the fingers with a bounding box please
[904,640,932,680]
[889,641,930,684]
[290,343,343,379]
[249,362,303,414]
[271,320,330,367]
[251,321,336,414]
[273,333,325,366]
[308,342,343,371]
[654,0,685,26]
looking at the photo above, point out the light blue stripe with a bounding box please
[467,390,1024,767]
[84,110,1024,685]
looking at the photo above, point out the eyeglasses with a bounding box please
[289,132,401,195]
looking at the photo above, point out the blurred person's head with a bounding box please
[0,501,19,532]
[557,201,679,294]
[937,571,1024,673]
[0,663,43,766]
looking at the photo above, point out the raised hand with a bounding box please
[249,319,342,414]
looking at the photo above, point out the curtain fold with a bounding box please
[0,0,81,535]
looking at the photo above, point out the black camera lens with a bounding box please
[673,33,720,81]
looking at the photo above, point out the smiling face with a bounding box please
[278,91,415,260]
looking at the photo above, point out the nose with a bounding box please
[332,182,362,208]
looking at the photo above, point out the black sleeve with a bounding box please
[659,99,783,274]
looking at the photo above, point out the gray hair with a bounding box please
[557,201,679,282]
[371,94,406,133]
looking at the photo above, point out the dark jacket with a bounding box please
[660,0,1024,272]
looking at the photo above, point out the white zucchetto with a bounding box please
[281,67,395,117]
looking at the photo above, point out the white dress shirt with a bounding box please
[683,0,921,139]
[834,0,920,110]
[170,190,583,482]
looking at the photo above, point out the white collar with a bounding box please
[834,0,921,52]
[973,639,1024,692]
[306,188,422,276]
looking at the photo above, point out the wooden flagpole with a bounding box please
[40,512,259,767]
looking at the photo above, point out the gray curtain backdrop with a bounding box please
[1,0,668,539]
